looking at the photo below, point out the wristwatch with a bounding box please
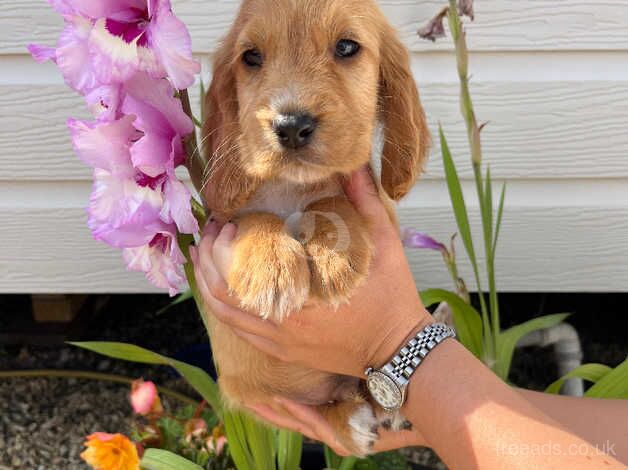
[365,322,456,411]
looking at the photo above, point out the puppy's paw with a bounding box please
[229,215,310,321]
[299,203,373,305]
[346,403,380,456]
[377,411,413,432]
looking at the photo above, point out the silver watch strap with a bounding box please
[380,322,456,386]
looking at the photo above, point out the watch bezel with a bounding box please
[366,369,405,411]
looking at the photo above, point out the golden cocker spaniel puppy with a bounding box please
[201,0,430,455]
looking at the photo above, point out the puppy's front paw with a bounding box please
[229,214,310,321]
[300,202,372,305]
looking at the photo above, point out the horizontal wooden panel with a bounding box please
[3,79,628,180]
[3,1,628,54]
[2,204,627,293]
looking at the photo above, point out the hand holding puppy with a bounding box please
[190,167,433,379]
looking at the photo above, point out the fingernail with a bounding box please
[221,223,237,241]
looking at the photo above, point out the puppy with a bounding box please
[201,0,430,456]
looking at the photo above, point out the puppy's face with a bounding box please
[203,0,429,211]
[232,0,381,183]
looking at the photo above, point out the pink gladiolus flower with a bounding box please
[29,0,201,296]
[123,227,187,296]
[31,0,199,91]
[402,228,448,253]
[130,379,163,416]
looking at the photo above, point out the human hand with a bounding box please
[246,397,426,456]
[190,166,434,378]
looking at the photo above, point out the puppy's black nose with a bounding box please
[272,112,317,149]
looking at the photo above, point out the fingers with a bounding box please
[194,222,240,308]
[212,222,237,279]
[246,404,319,442]
[274,397,352,456]
[247,398,351,457]
[342,166,388,226]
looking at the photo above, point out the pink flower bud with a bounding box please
[130,379,163,416]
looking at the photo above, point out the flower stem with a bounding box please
[179,89,206,196]
[0,369,198,407]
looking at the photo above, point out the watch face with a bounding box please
[366,371,403,410]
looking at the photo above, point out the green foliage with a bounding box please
[546,358,628,399]
[140,449,203,470]
[421,288,483,359]
[545,364,612,395]
[277,430,303,470]
[433,4,569,382]
[495,314,570,380]
[157,290,193,315]
[70,342,222,414]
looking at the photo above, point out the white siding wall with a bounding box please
[1,1,628,293]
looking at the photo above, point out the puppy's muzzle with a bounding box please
[272,111,317,149]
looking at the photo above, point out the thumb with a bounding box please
[343,166,389,227]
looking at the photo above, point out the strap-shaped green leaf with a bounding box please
[439,127,479,281]
[69,342,222,414]
[495,314,570,380]
[545,363,612,394]
[586,357,628,399]
[277,429,303,470]
[420,289,483,359]
[140,449,203,470]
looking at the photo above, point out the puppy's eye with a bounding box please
[335,39,360,58]
[242,49,263,67]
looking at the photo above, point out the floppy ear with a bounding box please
[201,31,258,217]
[378,26,431,201]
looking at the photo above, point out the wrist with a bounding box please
[368,308,435,371]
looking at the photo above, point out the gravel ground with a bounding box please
[0,293,626,470]
[0,377,133,469]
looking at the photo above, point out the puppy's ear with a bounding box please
[378,26,430,201]
[202,32,257,216]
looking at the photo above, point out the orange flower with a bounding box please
[81,433,140,470]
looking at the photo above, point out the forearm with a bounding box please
[517,388,628,464]
[402,339,624,469]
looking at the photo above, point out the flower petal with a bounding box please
[27,44,57,63]
[123,229,187,296]
[123,72,193,137]
[148,7,200,89]
[88,169,164,247]
[84,84,123,121]
[161,175,199,234]
[62,0,146,20]
[402,228,447,252]
[130,133,173,177]
[89,18,142,84]
[56,16,100,93]
[68,115,137,174]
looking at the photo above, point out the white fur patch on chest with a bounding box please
[242,179,343,219]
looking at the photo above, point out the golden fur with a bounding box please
[201,0,430,455]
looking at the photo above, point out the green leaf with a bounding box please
[492,183,506,254]
[483,166,494,253]
[545,364,612,395]
[156,290,193,315]
[69,342,222,414]
[140,449,203,470]
[325,446,344,469]
[439,127,479,277]
[586,358,628,399]
[223,411,256,470]
[420,289,483,359]
[277,429,303,470]
[495,314,570,380]
[338,456,359,470]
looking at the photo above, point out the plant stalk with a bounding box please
[0,369,198,407]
